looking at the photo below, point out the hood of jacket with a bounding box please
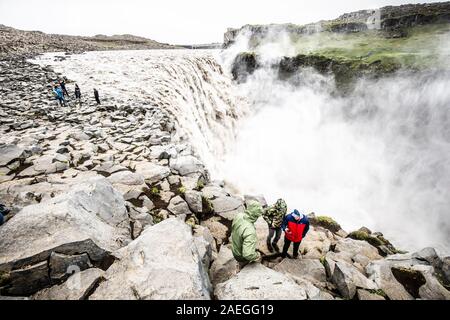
[244,201,263,223]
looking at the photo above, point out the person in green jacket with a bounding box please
[231,201,263,269]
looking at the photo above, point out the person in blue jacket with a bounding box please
[281,209,310,259]
[53,84,66,107]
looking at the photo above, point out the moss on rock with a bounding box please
[202,196,214,215]
[310,215,342,233]
[347,230,402,256]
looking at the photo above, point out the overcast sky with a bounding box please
[0,0,440,44]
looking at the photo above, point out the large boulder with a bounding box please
[244,195,267,208]
[335,238,382,262]
[411,247,443,269]
[107,171,145,186]
[184,190,203,214]
[274,258,327,286]
[167,196,192,216]
[200,217,230,246]
[170,155,205,176]
[366,260,414,300]
[210,196,244,221]
[0,178,130,296]
[413,265,450,300]
[215,263,307,300]
[300,226,333,259]
[89,218,212,300]
[390,265,450,300]
[132,161,170,184]
[332,261,377,299]
[0,144,28,167]
[33,268,105,300]
[209,246,237,287]
[347,228,399,256]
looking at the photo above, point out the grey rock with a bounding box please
[0,144,28,166]
[335,238,382,262]
[210,246,237,287]
[33,268,105,300]
[413,265,450,300]
[366,260,414,300]
[89,218,212,300]
[244,194,267,208]
[1,261,50,296]
[167,196,191,216]
[49,252,93,283]
[107,171,145,185]
[215,263,307,300]
[184,190,203,214]
[274,258,327,285]
[332,261,377,299]
[412,247,443,269]
[133,161,170,184]
[357,289,385,300]
[0,178,130,296]
[170,155,204,176]
[201,217,229,246]
[211,196,244,221]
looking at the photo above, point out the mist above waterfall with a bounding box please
[218,31,450,253]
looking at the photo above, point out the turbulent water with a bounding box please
[218,66,450,254]
[33,49,249,174]
[33,48,450,254]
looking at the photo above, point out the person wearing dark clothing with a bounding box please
[60,80,69,97]
[53,85,66,107]
[0,204,10,226]
[262,198,287,252]
[74,84,81,104]
[94,88,101,105]
[281,209,310,259]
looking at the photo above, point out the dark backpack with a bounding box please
[0,203,10,215]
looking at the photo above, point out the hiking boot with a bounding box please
[282,253,292,259]
[272,243,280,252]
[292,254,299,260]
[266,241,274,253]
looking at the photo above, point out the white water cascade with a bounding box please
[217,59,450,254]
[33,49,249,175]
[33,48,450,254]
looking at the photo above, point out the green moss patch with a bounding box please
[310,215,342,233]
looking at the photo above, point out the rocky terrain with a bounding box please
[0,24,178,59]
[0,3,449,301]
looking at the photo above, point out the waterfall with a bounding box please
[32,49,249,175]
[33,48,450,254]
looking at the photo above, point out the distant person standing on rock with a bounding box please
[93,88,101,105]
[231,201,263,269]
[53,84,66,107]
[281,209,310,259]
[263,198,287,253]
[59,79,69,97]
[74,83,81,104]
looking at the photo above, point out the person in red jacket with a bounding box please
[281,209,310,259]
